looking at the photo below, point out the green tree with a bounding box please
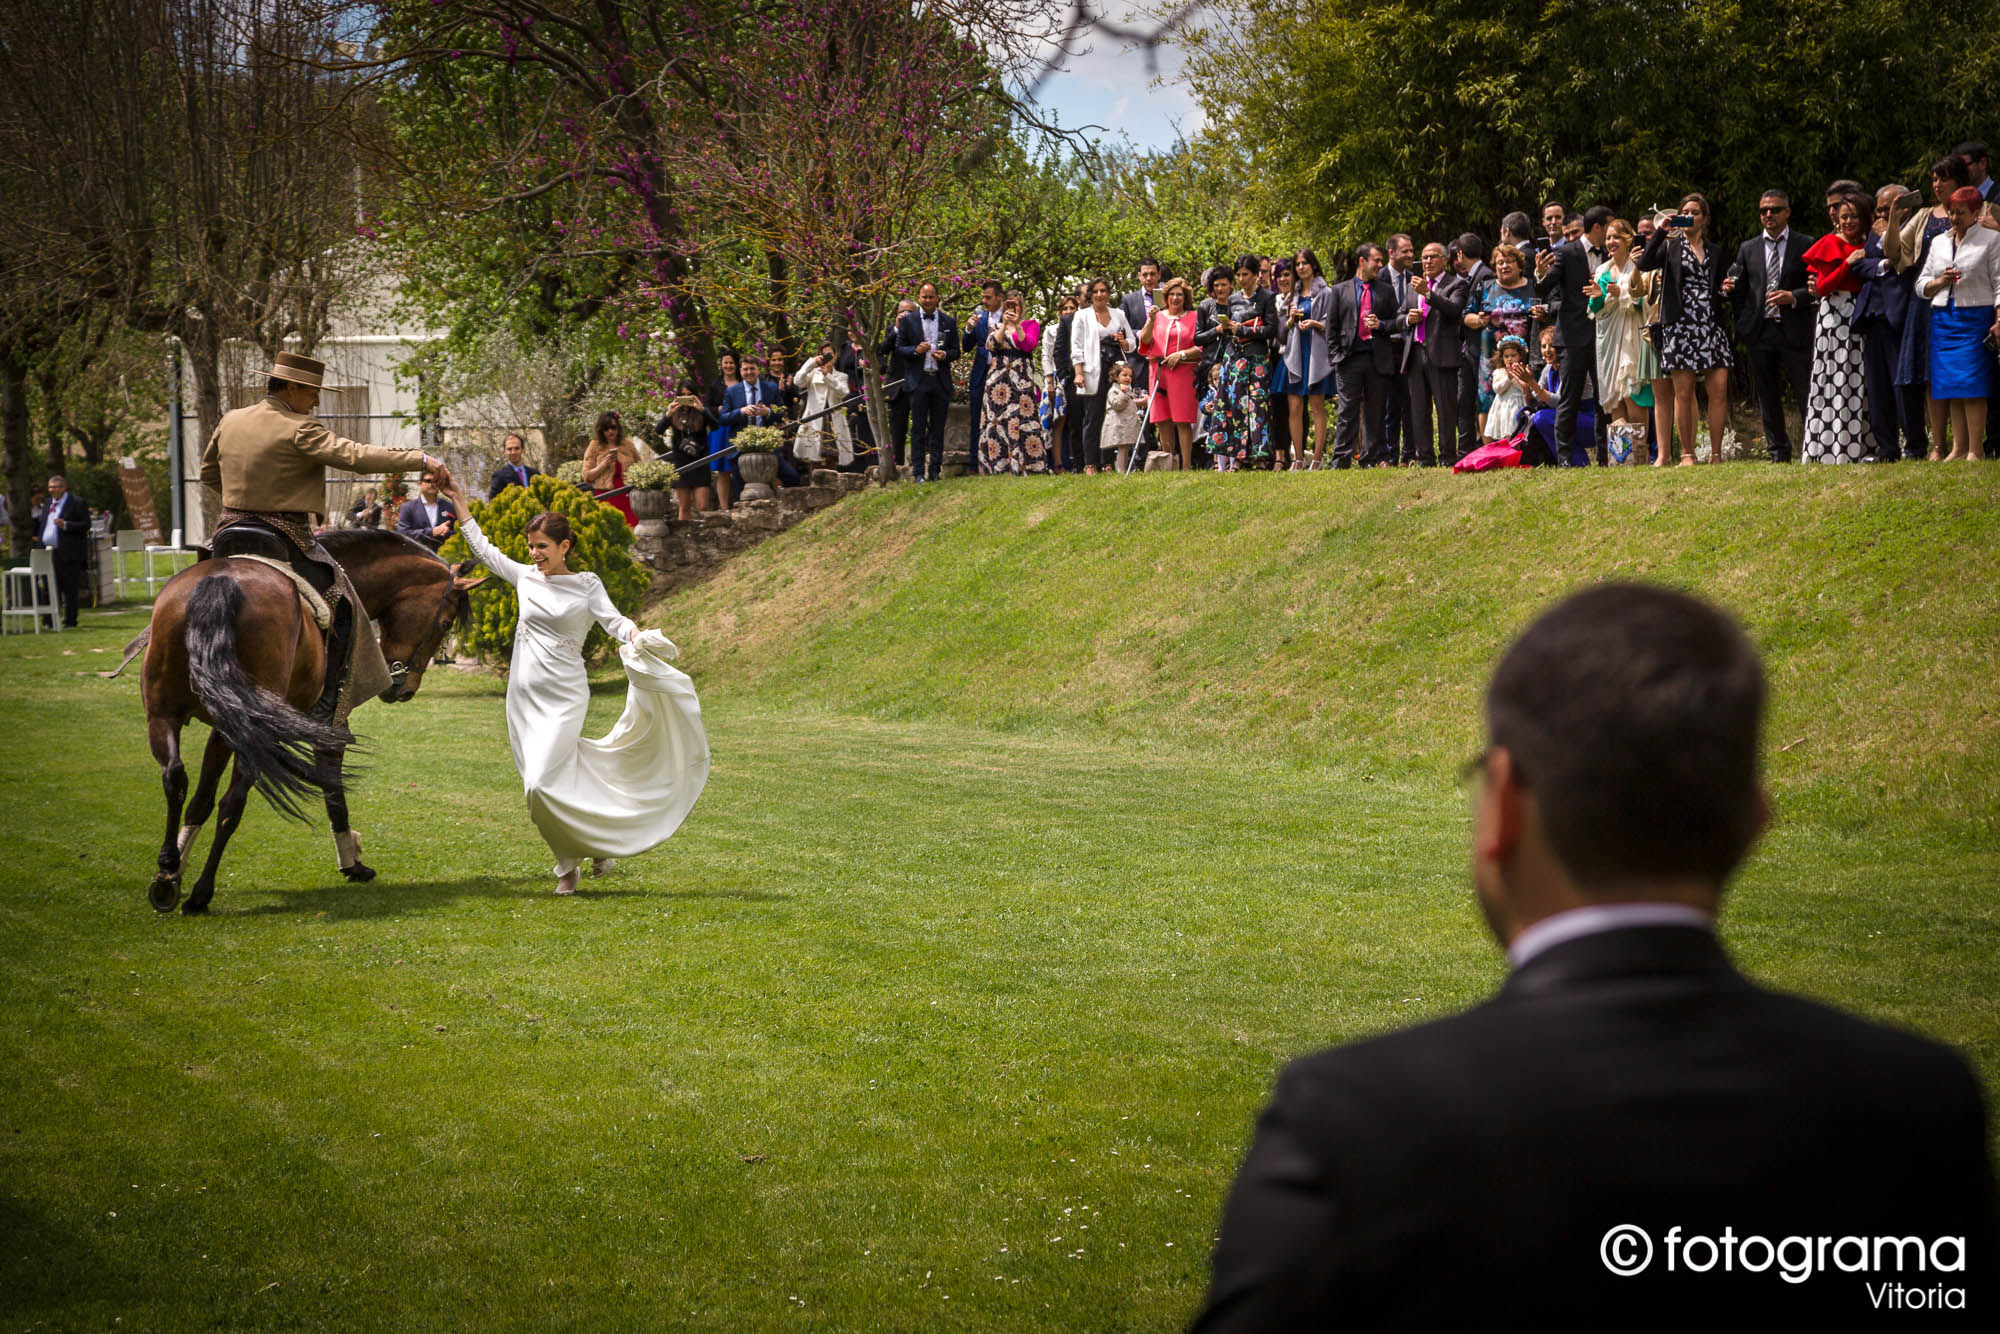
[1183,0,2000,249]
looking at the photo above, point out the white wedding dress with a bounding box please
[462,518,709,873]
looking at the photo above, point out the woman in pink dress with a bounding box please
[1139,277,1200,471]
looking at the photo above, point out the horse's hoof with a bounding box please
[341,861,376,883]
[181,895,211,916]
[148,874,182,913]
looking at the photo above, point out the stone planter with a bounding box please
[736,450,779,501]
[630,488,673,520]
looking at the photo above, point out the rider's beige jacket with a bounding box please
[200,396,426,520]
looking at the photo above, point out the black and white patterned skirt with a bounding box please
[1803,291,1870,464]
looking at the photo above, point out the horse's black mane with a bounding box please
[321,526,450,566]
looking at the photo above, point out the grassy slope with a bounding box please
[655,465,2000,840]
[1,467,1995,1331]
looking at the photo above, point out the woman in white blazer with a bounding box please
[1916,186,2000,460]
[1070,278,1135,473]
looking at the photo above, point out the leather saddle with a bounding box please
[208,517,351,718]
[209,518,339,599]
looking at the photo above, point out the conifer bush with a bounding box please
[439,474,648,663]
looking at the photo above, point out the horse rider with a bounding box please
[200,351,448,719]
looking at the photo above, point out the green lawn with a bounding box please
[3,465,1997,1330]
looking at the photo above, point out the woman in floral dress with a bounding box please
[976,292,1050,474]
[1196,254,1277,468]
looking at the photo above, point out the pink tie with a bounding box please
[1358,281,1372,341]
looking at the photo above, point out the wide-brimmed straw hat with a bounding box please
[268,352,325,388]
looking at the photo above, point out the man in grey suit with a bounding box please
[1402,242,1469,466]
[1120,258,1163,462]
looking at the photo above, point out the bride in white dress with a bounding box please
[440,476,709,894]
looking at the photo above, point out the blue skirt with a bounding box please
[1273,358,1334,397]
[707,424,740,475]
[1927,303,1995,400]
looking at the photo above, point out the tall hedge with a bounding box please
[438,474,648,664]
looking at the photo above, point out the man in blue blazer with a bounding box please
[720,354,799,493]
[896,281,958,481]
[961,279,1004,466]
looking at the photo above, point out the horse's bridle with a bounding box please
[386,573,465,693]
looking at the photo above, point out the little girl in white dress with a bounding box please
[443,477,709,894]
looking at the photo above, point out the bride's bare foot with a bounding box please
[555,867,579,895]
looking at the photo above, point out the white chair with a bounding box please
[1,548,59,634]
[144,528,191,597]
[114,529,144,600]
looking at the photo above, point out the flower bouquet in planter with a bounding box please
[625,457,680,519]
[731,424,785,501]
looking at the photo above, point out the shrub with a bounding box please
[438,474,647,664]
[627,457,679,490]
[734,424,785,453]
[554,458,588,487]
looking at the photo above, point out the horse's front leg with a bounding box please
[148,715,187,912]
[183,758,254,915]
[318,743,374,882]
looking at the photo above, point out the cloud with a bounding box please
[1011,7,1206,150]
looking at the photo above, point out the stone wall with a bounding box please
[631,468,878,596]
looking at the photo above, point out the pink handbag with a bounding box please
[1453,438,1527,472]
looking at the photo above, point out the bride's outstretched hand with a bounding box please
[633,628,679,660]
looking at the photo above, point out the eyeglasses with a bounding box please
[1758,206,1786,215]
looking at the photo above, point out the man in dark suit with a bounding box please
[1401,242,1468,467]
[396,470,457,551]
[874,299,917,469]
[486,433,541,498]
[1451,233,1494,463]
[960,280,1004,469]
[895,281,958,482]
[1536,204,1613,466]
[34,474,89,628]
[1380,234,1417,461]
[1194,584,1999,1330]
[1856,186,1928,460]
[1326,244,1404,468]
[1725,190,1816,462]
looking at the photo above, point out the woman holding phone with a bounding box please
[1916,186,2000,460]
[1639,192,1732,464]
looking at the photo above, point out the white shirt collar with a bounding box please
[1765,228,1789,248]
[1507,902,1716,969]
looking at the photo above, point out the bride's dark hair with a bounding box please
[524,512,574,551]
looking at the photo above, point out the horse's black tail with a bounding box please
[183,574,350,822]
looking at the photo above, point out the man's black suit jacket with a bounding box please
[487,462,541,499]
[1193,926,1998,1330]
[1326,272,1405,372]
[1401,272,1469,372]
[35,492,90,563]
[894,307,959,397]
[1537,236,1606,349]
[1730,229,1817,349]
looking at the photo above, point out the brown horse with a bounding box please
[141,528,485,913]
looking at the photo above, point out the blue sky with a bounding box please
[1017,14,1204,154]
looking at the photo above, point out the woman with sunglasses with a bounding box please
[582,409,642,525]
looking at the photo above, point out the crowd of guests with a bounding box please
[859,141,2000,474]
[352,144,2000,540]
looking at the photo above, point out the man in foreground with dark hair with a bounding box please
[1193,584,1997,1329]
